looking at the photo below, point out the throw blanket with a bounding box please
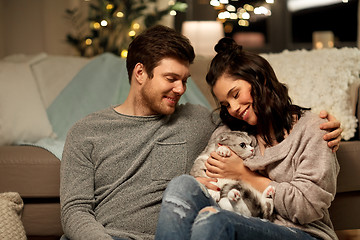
[30,53,212,160]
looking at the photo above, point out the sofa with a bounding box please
[0,48,359,240]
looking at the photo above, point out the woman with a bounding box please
[155,38,340,240]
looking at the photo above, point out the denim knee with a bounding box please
[164,175,202,197]
[191,207,236,240]
[194,206,222,226]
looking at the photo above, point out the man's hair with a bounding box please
[126,25,195,83]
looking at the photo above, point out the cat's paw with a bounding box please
[209,190,221,202]
[216,146,231,157]
[261,186,275,219]
[228,189,241,202]
[262,185,275,199]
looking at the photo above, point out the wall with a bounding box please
[0,0,359,58]
[0,0,4,58]
[0,0,175,58]
[0,0,77,58]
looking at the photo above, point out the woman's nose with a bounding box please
[228,101,240,116]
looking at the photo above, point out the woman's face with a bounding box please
[212,74,257,126]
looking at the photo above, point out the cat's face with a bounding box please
[218,131,255,159]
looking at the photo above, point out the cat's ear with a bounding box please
[250,135,257,146]
[219,135,229,142]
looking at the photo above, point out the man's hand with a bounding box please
[319,110,342,152]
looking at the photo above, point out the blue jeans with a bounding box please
[155,175,319,240]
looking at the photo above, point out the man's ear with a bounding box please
[133,63,147,85]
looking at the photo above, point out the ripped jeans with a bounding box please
[155,175,319,240]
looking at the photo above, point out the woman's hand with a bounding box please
[319,110,342,152]
[196,177,220,191]
[205,150,248,180]
[205,148,271,192]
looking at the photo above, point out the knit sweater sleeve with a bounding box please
[269,114,339,225]
[60,119,113,240]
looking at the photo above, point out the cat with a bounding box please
[190,125,275,220]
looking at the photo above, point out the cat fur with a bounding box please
[190,125,275,220]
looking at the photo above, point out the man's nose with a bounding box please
[173,81,186,95]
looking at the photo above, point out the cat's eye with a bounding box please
[240,142,246,148]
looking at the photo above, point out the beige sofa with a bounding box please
[0,48,359,240]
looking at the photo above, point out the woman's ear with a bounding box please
[133,63,147,85]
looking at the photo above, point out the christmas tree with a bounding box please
[65,0,187,57]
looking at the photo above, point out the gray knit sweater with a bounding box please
[60,104,216,240]
[244,111,340,240]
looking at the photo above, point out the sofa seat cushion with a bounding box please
[22,202,62,237]
[0,146,60,198]
[335,141,360,193]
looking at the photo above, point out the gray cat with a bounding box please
[190,125,275,220]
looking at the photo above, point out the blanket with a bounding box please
[31,53,211,160]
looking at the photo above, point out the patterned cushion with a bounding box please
[0,192,26,240]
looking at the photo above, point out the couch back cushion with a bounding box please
[0,56,54,145]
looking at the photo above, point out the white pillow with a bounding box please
[261,48,360,140]
[31,55,91,108]
[0,60,53,145]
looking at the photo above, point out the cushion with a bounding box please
[30,55,91,108]
[0,56,54,145]
[261,48,360,140]
[0,192,26,240]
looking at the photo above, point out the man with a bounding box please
[60,25,341,240]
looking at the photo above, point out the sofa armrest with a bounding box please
[0,146,60,198]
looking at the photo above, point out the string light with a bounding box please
[209,1,273,28]
[93,22,101,29]
[100,20,108,27]
[116,11,124,18]
[230,13,238,19]
[210,0,221,7]
[241,11,250,19]
[128,30,136,37]
[226,5,236,11]
[132,23,140,30]
[121,50,128,58]
[244,4,254,11]
[238,19,249,26]
[85,38,92,45]
[218,11,231,19]
[106,3,114,10]
[254,6,271,16]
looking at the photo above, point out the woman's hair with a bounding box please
[126,25,195,83]
[206,37,308,146]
